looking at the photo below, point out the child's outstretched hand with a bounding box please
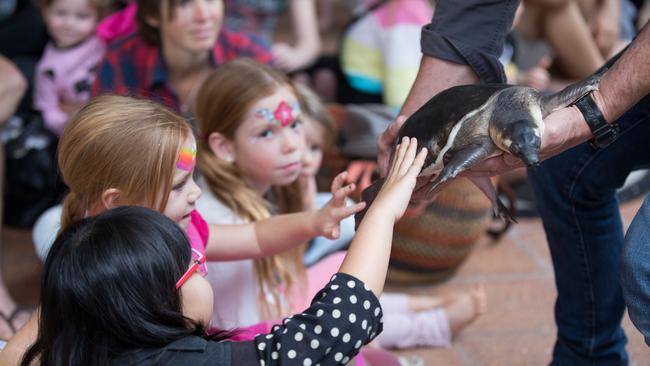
[372,137,427,221]
[314,172,366,239]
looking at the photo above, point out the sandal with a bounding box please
[0,307,31,340]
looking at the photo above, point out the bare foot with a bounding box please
[0,287,31,340]
[444,284,487,336]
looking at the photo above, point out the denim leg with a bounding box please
[620,195,650,346]
[528,93,650,365]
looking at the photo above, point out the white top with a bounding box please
[196,180,261,329]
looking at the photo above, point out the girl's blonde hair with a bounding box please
[58,95,192,230]
[195,59,305,319]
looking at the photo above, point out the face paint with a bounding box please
[254,101,301,127]
[177,142,197,171]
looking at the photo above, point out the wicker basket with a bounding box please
[387,177,494,285]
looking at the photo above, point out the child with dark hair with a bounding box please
[20,135,427,365]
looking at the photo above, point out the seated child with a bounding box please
[295,83,356,266]
[34,0,109,136]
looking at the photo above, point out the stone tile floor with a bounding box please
[2,197,649,365]
[387,197,650,365]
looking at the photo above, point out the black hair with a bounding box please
[20,206,214,365]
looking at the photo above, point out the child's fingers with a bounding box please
[331,171,348,193]
[397,138,419,176]
[329,227,340,240]
[406,148,428,177]
[332,183,356,206]
[388,137,410,178]
[336,201,366,219]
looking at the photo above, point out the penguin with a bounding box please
[356,71,604,226]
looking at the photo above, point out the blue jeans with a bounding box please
[620,196,650,347]
[528,91,650,365]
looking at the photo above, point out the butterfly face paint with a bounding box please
[254,100,301,127]
[176,142,197,171]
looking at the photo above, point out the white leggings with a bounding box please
[376,293,452,349]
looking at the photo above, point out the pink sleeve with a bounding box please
[34,67,68,136]
[186,210,209,253]
[191,210,210,247]
[185,210,209,275]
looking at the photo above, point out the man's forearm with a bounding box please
[399,56,479,117]
[596,23,650,123]
[401,0,520,117]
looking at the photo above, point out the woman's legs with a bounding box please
[518,0,605,79]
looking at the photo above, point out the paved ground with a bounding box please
[388,197,650,365]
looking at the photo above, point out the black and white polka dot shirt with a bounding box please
[252,272,383,365]
[112,273,383,365]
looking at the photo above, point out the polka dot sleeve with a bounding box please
[254,273,383,365]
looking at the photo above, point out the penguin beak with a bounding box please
[510,142,540,167]
[508,123,541,167]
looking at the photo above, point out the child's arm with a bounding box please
[339,137,427,296]
[205,172,365,261]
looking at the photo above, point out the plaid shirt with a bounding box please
[92,29,273,112]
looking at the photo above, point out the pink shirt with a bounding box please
[186,210,209,275]
[34,36,106,136]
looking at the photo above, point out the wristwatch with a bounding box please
[573,91,618,148]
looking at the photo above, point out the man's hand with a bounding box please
[466,105,592,177]
[377,116,407,177]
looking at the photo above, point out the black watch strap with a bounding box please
[573,92,618,148]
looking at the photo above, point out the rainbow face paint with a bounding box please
[254,100,301,127]
[176,142,197,171]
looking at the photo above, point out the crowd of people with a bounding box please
[0,0,649,365]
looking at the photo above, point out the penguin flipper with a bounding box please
[427,140,495,193]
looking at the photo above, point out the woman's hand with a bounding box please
[314,172,366,239]
[272,43,316,73]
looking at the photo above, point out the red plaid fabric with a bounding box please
[92,29,273,112]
